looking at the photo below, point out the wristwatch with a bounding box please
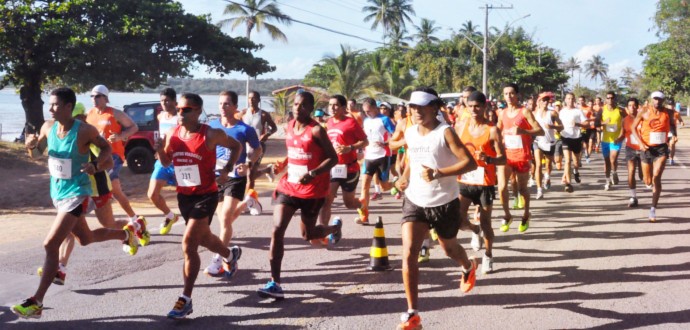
[308,170,317,177]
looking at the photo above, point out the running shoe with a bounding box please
[265,164,275,182]
[356,207,369,225]
[159,214,179,235]
[646,184,653,190]
[390,187,399,196]
[11,297,42,319]
[429,228,439,242]
[460,257,477,293]
[512,197,519,210]
[257,280,284,300]
[246,189,262,216]
[327,217,343,246]
[527,178,536,187]
[628,197,638,208]
[573,172,581,183]
[481,255,494,274]
[585,156,591,164]
[122,223,138,256]
[418,246,430,263]
[398,311,423,330]
[518,213,530,233]
[649,208,656,223]
[544,179,551,190]
[222,246,242,280]
[471,230,482,251]
[394,192,402,199]
[536,190,544,200]
[37,266,66,285]
[670,159,676,166]
[203,254,224,277]
[167,297,193,319]
[370,192,383,201]
[564,184,574,193]
[517,195,525,209]
[604,183,611,191]
[134,216,150,246]
[612,172,619,185]
[499,217,513,232]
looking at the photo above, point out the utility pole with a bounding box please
[480,4,513,95]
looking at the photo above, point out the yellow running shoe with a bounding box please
[517,195,525,209]
[11,297,43,319]
[123,223,139,256]
[500,216,513,232]
[429,228,438,241]
[135,216,150,246]
[159,214,179,235]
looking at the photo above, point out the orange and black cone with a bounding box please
[367,216,394,271]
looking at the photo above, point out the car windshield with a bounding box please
[126,104,157,127]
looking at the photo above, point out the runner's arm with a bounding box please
[260,111,278,142]
[156,131,173,167]
[488,126,507,165]
[389,119,407,150]
[113,109,139,141]
[212,128,243,172]
[549,112,564,132]
[245,125,262,163]
[630,110,647,150]
[310,125,338,176]
[519,108,545,136]
[436,127,477,177]
[25,120,52,157]
[395,157,411,191]
[81,123,113,174]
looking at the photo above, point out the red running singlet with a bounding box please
[276,119,329,199]
[169,124,217,195]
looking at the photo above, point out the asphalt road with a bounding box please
[1,129,689,329]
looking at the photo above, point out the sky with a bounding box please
[178,0,661,88]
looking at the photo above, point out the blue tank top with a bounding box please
[48,120,92,200]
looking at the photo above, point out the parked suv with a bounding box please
[123,101,160,174]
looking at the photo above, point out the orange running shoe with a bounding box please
[355,207,369,225]
[397,312,422,330]
[460,257,477,293]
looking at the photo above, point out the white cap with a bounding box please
[651,91,665,99]
[379,101,392,109]
[91,85,109,97]
[408,91,439,106]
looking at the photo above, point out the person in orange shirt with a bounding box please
[85,85,149,240]
[457,91,506,274]
[619,97,643,207]
[668,106,685,165]
[579,96,596,163]
[630,91,677,222]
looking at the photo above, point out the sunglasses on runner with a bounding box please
[176,106,198,113]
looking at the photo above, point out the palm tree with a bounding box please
[620,67,637,89]
[324,45,372,100]
[413,18,440,45]
[217,0,291,95]
[564,57,581,87]
[362,0,415,42]
[584,55,608,88]
[269,91,293,119]
[458,20,482,38]
[387,26,412,49]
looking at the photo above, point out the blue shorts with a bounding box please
[601,141,622,158]
[151,160,176,186]
[108,155,124,181]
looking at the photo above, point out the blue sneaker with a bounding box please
[257,280,284,300]
[327,217,343,246]
[222,246,242,280]
[167,297,193,319]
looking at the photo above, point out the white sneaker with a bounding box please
[203,254,224,277]
[536,190,544,200]
[482,254,493,274]
[248,197,262,216]
[471,231,482,251]
[604,183,611,191]
[527,178,536,187]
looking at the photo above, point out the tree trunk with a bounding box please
[19,78,45,135]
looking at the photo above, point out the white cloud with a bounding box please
[271,57,319,79]
[609,59,631,79]
[573,42,615,63]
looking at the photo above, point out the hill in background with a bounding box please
[140,78,303,95]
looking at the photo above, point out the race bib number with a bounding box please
[174,165,201,187]
[330,164,347,179]
[537,139,553,151]
[48,157,72,179]
[504,135,523,149]
[287,164,308,184]
[461,167,485,185]
[606,124,618,133]
[649,132,667,145]
[628,134,640,146]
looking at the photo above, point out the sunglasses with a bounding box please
[177,106,198,113]
[606,97,614,99]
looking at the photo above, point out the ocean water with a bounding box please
[0,89,275,141]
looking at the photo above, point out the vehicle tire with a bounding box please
[126,146,154,174]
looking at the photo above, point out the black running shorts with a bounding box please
[401,197,460,240]
[178,192,218,225]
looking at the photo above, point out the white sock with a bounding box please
[130,215,139,222]
[544,174,550,180]
[181,295,191,303]
[407,309,418,315]
[166,212,175,219]
[375,185,381,193]
[59,263,67,272]
[630,189,636,198]
[537,187,543,193]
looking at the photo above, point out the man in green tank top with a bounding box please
[11,87,140,320]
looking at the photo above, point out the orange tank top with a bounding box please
[86,107,125,159]
[501,108,532,163]
[622,116,641,151]
[640,109,670,146]
[458,122,497,186]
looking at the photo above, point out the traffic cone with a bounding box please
[367,216,394,271]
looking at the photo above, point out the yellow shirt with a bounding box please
[601,105,623,143]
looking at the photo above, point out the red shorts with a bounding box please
[91,192,113,209]
[506,159,531,174]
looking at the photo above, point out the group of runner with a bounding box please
[11,83,682,330]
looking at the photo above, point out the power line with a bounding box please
[221,0,384,45]
[320,0,362,13]
[274,0,371,32]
